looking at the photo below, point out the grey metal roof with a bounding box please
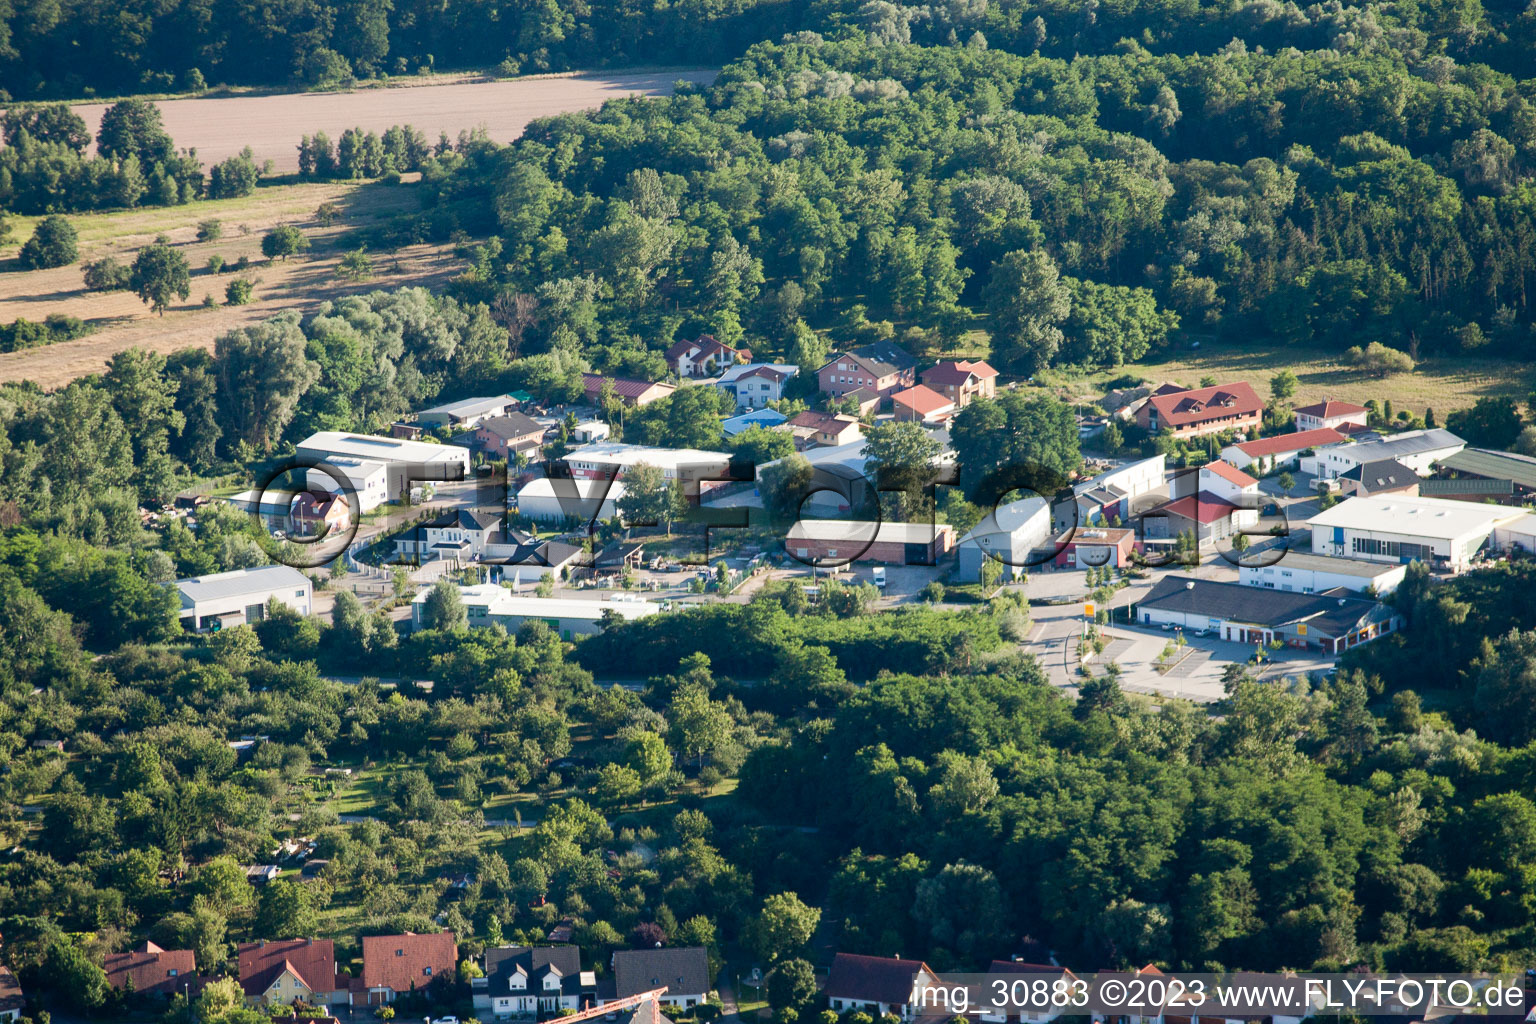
[1435,446,1536,489]
[1341,428,1464,461]
[1139,574,1394,636]
[418,395,510,419]
[173,565,310,603]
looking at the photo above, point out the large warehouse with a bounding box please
[297,431,471,502]
[1306,493,1526,572]
[786,520,955,565]
[1135,575,1401,653]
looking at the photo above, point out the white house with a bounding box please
[1239,552,1409,595]
[171,565,313,632]
[392,509,516,561]
[715,363,799,410]
[1195,460,1259,502]
[412,585,658,640]
[1301,428,1465,480]
[957,495,1052,581]
[297,431,471,501]
[415,395,514,430]
[515,477,627,524]
[480,947,594,1020]
[306,455,389,512]
[1307,493,1524,572]
[1220,428,1349,473]
[1294,399,1369,433]
[824,954,937,1022]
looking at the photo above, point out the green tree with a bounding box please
[616,462,686,531]
[337,247,374,282]
[208,148,260,198]
[421,580,468,631]
[982,249,1070,374]
[750,892,821,964]
[130,242,192,315]
[18,215,79,269]
[225,278,255,305]
[83,256,133,291]
[766,958,816,1010]
[1270,369,1299,401]
[262,225,311,261]
[254,879,317,938]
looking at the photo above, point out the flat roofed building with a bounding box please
[1239,552,1409,594]
[1307,493,1524,571]
[411,585,659,639]
[515,477,627,524]
[306,456,389,512]
[297,431,470,501]
[561,444,731,495]
[171,565,313,632]
[785,519,955,565]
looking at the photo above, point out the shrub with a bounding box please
[17,215,78,269]
[197,219,223,241]
[82,256,132,291]
[206,254,225,274]
[225,278,254,305]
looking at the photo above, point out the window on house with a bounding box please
[424,967,433,976]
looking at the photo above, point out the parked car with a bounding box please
[433,1016,460,1024]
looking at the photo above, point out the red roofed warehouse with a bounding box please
[359,931,457,1006]
[1220,427,1348,473]
[238,938,340,1007]
[824,954,939,1022]
[1294,399,1369,433]
[920,359,997,407]
[582,374,676,408]
[1136,381,1262,439]
[105,942,198,998]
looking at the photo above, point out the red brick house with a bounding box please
[1136,381,1263,439]
[359,931,457,1006]
[473,412,547,458]
[105,942,198,998]
[582,374,675,408]
[665,335,751,378]
[891,384,956,423]
[238,939,339,1007]
[817,342,917,400]
[920,359,997,407]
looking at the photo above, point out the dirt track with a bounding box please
[70,71,716,172]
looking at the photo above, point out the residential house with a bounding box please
[412,585,657,640]
[1193,460,1260,503]
[1220,428,1349,474]
[785,520,955,566]
[582,374,675,408]
[170,566,313,633]
[1301,428,1466,480]
[515,477,626,524]
[0,965,22,1024]
[714,362,796,409]
[1339,459,1420,497]
[824,954,938,1021]
[891,384,956,424]
[392,509,514,562]
[608,947,712,1009]
[1050,526,1140,568]
[358,931,457,1006]
[1135,381,1263,439]
[1240,552,1408,595]
[957,496,1052,581]
[105,942,198,998]
[783,410,863,448]
[1294,399,1369,433]
[665,335,751,378]
[297,432,470,502]
[817,341,918,400]
[981,962,1081,1024]
[841,386,883,417]
[415,396,515,430]
[1135,574,1401,653]
[290,491,352,537]
[238,939,339,1007]
[721,408,787,437]
[920,359,997,408]
[481,946,595,1019]
[474,413,548,459]
[1308,493,1524,572]
[1137,492,1257,548]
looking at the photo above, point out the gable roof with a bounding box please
[1435,446,1536,489]
[1146,381,1262,428]
[891,384,955,417]
[821,341,917,378]
[922,359,998,387]
[1295,399,1368,418]
[787,410,859,433]
[1139,575,1394,636]
[1202,460,1257,488]
[106,942,198,995]
[1148,491,1240,525]
[611,947,710,999]
[361,932,457,994]
[1341,458,1419,493]
[485,946,584,996]
[238,939,336,997]
[583,374,675,401]
[1341,428,1465,462]
[425,508,504,533]
[0,964,22,1014]
[825,953,932,1006]
[478,412,547,441]
[1229,427,1349,459]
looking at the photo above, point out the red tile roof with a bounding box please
[105,943,198,996]
[239,939,337,998]
[1152,491,1240,524]
[825,953,933,1006]
[1230,427,1348,458]
[1295,399,1368,418]
[361,931,457,995]
[891,384,955,416]
[1202,460,1257,488]
[1146,381,1262,428]
[922,359,997,387]
[582,374,674,401]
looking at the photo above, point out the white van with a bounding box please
[871,566,887,589]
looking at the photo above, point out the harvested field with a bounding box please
[67,70,716,172]
[0,180,463,388]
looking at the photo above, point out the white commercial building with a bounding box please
[1239,552,1409,595]
[412,584,658,640]
[1492,511,1536,555]
[297,431,471,501]
[171,565,313,632]
[1301,428,1465,481]
[1307,493,1524,572]
[414,395,515,429]
[306,455,389,512]
[957,496,1052,582]
[561,443,731,495]
[515,477,627,523]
